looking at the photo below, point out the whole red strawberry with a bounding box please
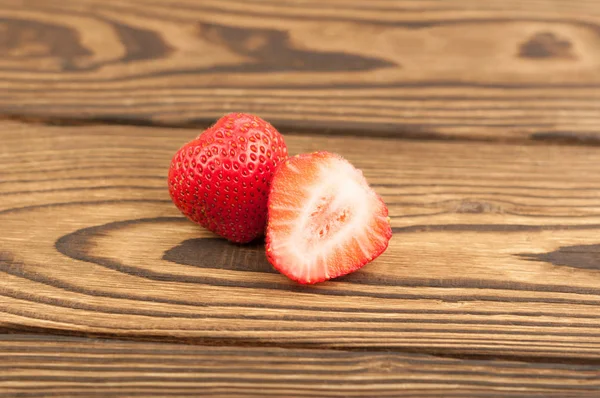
[168,113,288,243]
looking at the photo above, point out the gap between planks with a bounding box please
[2,330,600,367]
[1,114,600,147]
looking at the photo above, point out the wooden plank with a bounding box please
[1,334,599,397]
[1,0,600,142]
[1,121,600,361]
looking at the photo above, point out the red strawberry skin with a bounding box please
[266,152,392,284]
[168,113,288,243]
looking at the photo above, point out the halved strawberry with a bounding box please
[266,151,392,284]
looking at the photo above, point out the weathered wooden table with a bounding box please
[2,0,600,396]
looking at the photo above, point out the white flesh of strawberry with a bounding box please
[268,153,390,283]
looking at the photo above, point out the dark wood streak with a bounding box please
[0,16,172,72]
[110,20,173,64]
[521,244,600,271]
[0,114,467,142]
[0,18,91,71]
[197,22,396,73]
[530,132,600,145]
[519,32,575,59]
[48,216,600,298]
[188,0,455,14]
[5,246,600,318]
[4,113,600,146]
[453,200,503,214]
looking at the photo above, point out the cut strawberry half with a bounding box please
[266,151,392,284]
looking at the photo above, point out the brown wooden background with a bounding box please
[1,0,600,396]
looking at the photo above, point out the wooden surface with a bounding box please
[2,121,600,394]
[2,335,600,398]
[2,0,600,396]
[2,0,600,142]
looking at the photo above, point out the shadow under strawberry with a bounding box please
[162,237,277,274]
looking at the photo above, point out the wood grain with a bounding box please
[2,121,600,363]
[1,0,600,141]
[4,335,600,398]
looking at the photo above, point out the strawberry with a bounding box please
[266,151,392,284]
[168,113,288,243]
